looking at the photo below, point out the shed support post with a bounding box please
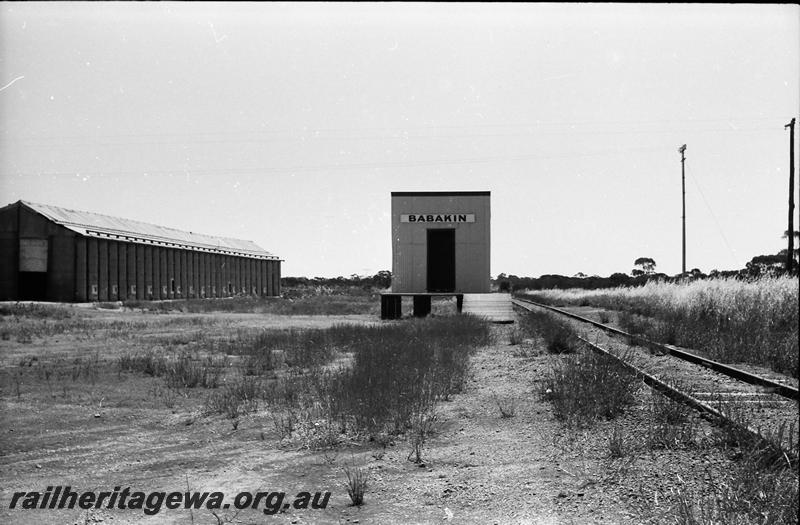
[381,295,402,320]
[413,296,431,317]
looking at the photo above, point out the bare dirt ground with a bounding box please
[0,306,760,524]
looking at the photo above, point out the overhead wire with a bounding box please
[3,116,788,147]
[18,144,669,178]
[684,161,739,269]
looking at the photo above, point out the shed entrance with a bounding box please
[18,238,48,300]
[427,229,455,292]
[18,272,47,300]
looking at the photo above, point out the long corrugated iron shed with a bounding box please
[19,200,279,259]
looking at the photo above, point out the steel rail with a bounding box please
[512,298,799,401]
[576,336,754,434]
[512,298,798,465]
[575,335,797,466]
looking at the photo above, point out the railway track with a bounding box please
[512,297,799,461]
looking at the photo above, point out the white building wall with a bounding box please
[391,192,490,293]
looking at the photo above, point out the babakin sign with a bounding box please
[400,214,475,223]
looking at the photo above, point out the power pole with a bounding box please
[786,118,796,274]
[679,144,687,276]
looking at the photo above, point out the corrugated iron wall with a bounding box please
[0,204,75,301]
[144,245,153,299]
[181,250,188,298]
[98,239,109,301]
[391,192,491,294]
[233,255,239,294]
[135,244,144,300]
[188,251,195,298]
[88,238,99,300]
[118,243,127,300]
[257,259,263,295]
[75,237,87,302]
[202,253,209,297]
[71,241,280,302]
[158,247,167,299]
[48,233,75,302]
[0,204,19,299]
[109,241,119,300]
[268,260,273,295]
[0,202,282,302]
[126,244,136,299]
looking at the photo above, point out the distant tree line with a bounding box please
[282,271,392,291]
[280,232,798,294]
[495,231,799,291]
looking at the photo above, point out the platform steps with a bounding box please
[460,293,515,323]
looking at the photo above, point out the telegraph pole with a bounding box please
[786,118,796,274]
[679,144,687,276]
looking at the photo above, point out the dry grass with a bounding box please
[656,436,798,525]
[518,309,578,354]
[519,276,799,376]
[122,286,379,316]
[541,347,639,427]
[262,315,492,447]
[343,465,368,506]
[2,298,490,459]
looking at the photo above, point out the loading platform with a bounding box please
[380,292,513,323]
[380,293,463,319]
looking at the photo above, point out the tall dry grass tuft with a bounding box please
[518,310,578,354]
[343,465,368,506]
[520,276,799,376]
[541,347,639,427]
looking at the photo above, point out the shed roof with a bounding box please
[391,191,490,197]
[15,200,279,260]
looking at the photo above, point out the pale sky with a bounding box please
[2,2,798,278]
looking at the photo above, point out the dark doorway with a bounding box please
[427,229,456,292]
[18,272,47,300]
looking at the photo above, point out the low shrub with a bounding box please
[541,347,639,426]
[118,350,167,376]
[646,390,697,449]
[493,393,517,418]
[164,353,226,389]
[519,310,577,353]
[120,350,226,389]
[407,409,438,463]
[122,293,378,316]
[204,376,261,418]
[508,327,524,345]
[0,304,74,319]
[661,444,798,525]
[608,424,627,458]
[260,315,491,443]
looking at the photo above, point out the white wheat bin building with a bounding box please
[390,191,490,294]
